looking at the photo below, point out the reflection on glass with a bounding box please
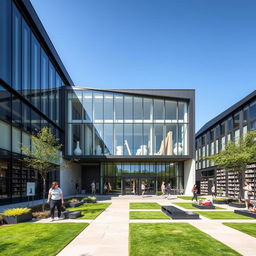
[114,124,123,155]
[154,124,164,155]
[72,92,82,121]
[104,93,113,122]
[124,124,133,155]
[83,90,92,122]
[93,92,103,122]
[94,123,103,155]
[124,96,133,122]
[178,102,188,122]
[103,124,113,155]
[166,101,177,121]
[114,95,123,122]
[134,97,143,121]
[134,124,143,155]
[154,99,164,121]
[143,124,153,155]
[144,98,152,122]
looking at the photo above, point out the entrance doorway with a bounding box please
[122,176,156,195]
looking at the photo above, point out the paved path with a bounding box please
[57,200,129,256]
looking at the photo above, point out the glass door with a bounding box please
[123,178,138,195]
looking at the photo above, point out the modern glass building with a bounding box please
[196,91,256,198]
[0,0,195,205]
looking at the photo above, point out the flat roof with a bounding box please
[196,90,256,138]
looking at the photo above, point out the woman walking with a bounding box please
[161,181,166,196]
[141,181,146,197]
[243,181,253,209]
[191,184,198,202]
[47,181,64,221]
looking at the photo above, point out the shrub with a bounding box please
[83,196,96,201]
[2,208,31,216]
[69,198,79,202]
[32,211,50,219]
[0,215,3,224]
[214,198,229,201]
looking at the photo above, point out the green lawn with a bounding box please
[177,196,206,200]
[130,202,161,209]
[0,223,88,256]
[67,203,111,219]
[173,202,224,210]
[223,223,256,238]
[195,211,254,219]
[129,223,241,256]
[130,211,169,219]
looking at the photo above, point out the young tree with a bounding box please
[21,127,63,211]
[206,131,256,202]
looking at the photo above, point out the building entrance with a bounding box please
[121,175,157,195]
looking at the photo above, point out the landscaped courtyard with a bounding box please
[1,196,256,256]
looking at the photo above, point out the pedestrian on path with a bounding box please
[141,181,146,197]
[166,182,171,198]
[47,181,64,221]
[211,184,216,198]
[191,184,198,202]
[243,180,253,209]
[161,181,166,196]
[91,181,96,195]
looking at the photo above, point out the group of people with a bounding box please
[160,181,173,197]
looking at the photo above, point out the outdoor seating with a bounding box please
[162,205,199,219]
[192,204,215,209]
[234,210,256,219]
[68,211,82,219]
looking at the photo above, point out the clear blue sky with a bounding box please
[31,0,256,131]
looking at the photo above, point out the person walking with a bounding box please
[211,184,216,198]
[141,181,146,197]
[243,181,253,209]
[191,184,198,202]
[47,181,64,221]
[104,182,108,194]
[161,181,166,196]
[166,183,171,198]
[91,181,96,195]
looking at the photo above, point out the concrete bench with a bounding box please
[234,210,256,219]
[192,204,215,209]
[68,211,82,219]
[162,205,199,219]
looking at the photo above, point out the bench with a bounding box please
[162,205,199,219]
[234,210,256,219]
[69,201,83,208]
[68,211,82,219]
[192,204,215,209]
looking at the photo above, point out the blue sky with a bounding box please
[31,0,256,131]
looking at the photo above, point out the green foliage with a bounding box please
[206,131,256,172]
[2,208,31,216]
[177,196,206,200]
[83,196,97,201]
[32,211,50,219]
[195,211,253,219]
[224,223,256,238]
[21,127,62,179]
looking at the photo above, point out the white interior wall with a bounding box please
[184,159,195,195]
[60,160,81,196]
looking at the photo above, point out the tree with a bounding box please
[21,127,63,211]
[206,131,256,202]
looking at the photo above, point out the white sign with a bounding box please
[27,182,35,196]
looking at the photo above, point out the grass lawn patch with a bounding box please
[177,196,206,200]
[173,203,224,210]
[195,211,254,219]
[0,223,88,256]
[223,223,256,238]
[130,202,161,209]
[67,203,111,219]
[129,223,241,256]
[130,211,169,219]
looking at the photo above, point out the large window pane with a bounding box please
[249,101,256,119]
[12,96,21,128]
[124,124,133,156]
[154,124,164,155]
[166,100,177,122]
[103,124,113,155]
[12,4,21,92]
[72,92,82,121]
[124,96,133,122]
[134,124,143,155]
[41,49,49,116]
[166,124,177,155]
[22,18,30,97]
[0,121,11,151]
[22,103,31,133]
[83,90,93,122]
[154,99,164,121]
[94,123,103,155]
[144,98,152,122]
[177,124,188,155]
[84,124,93,155]
[143,124,153,155]
[56,73,62,124]
[0,86,11,122]
[114,124,123,155]
[93,92,103,122]
[134,97,143,122]
[178,102,188,122]
[49,62,56,120]
[12,127,21,153]
[114,95,123,122]
[104,93,113,122]
[31,34,40,109]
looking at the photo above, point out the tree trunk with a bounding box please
[42,177,46,212]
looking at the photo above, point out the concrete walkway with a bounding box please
[57,200,129,256]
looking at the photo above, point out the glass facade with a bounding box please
[100,162,184,194]
[67,89,189,156]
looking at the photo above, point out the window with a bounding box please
[31,34,40,109]
[0,86,11,122]
[233,113,240,129]
[114,95,123,122]
[22,18,30,97]
[114,124,123,155]
[210,129,214,141]
[124,96,133,122]
[243,107,249,124]
[41,50,49,116]
[178,102,188,122]
[12,4,21,91]
[154,99,164,122]
[12,97,21,128]
[134,124,143,155]
[143,124,153,155]
[166,101,177,122]
[72,92,82,121]
[0,121,11,151]
[103,124,113,155]
[49,62,56,120]
[249,101,256,120]
[234,129,240,144]
[93,92,103,122]
[144,98,152,122]
[104,93,113,122]
[251,120,256,130]
[124,124,133,155]
[83,91,93,122]
[134,97,143,122]
[154,124,164,155]
[220,122,225,136]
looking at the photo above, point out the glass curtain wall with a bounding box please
[67,89,189,156]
